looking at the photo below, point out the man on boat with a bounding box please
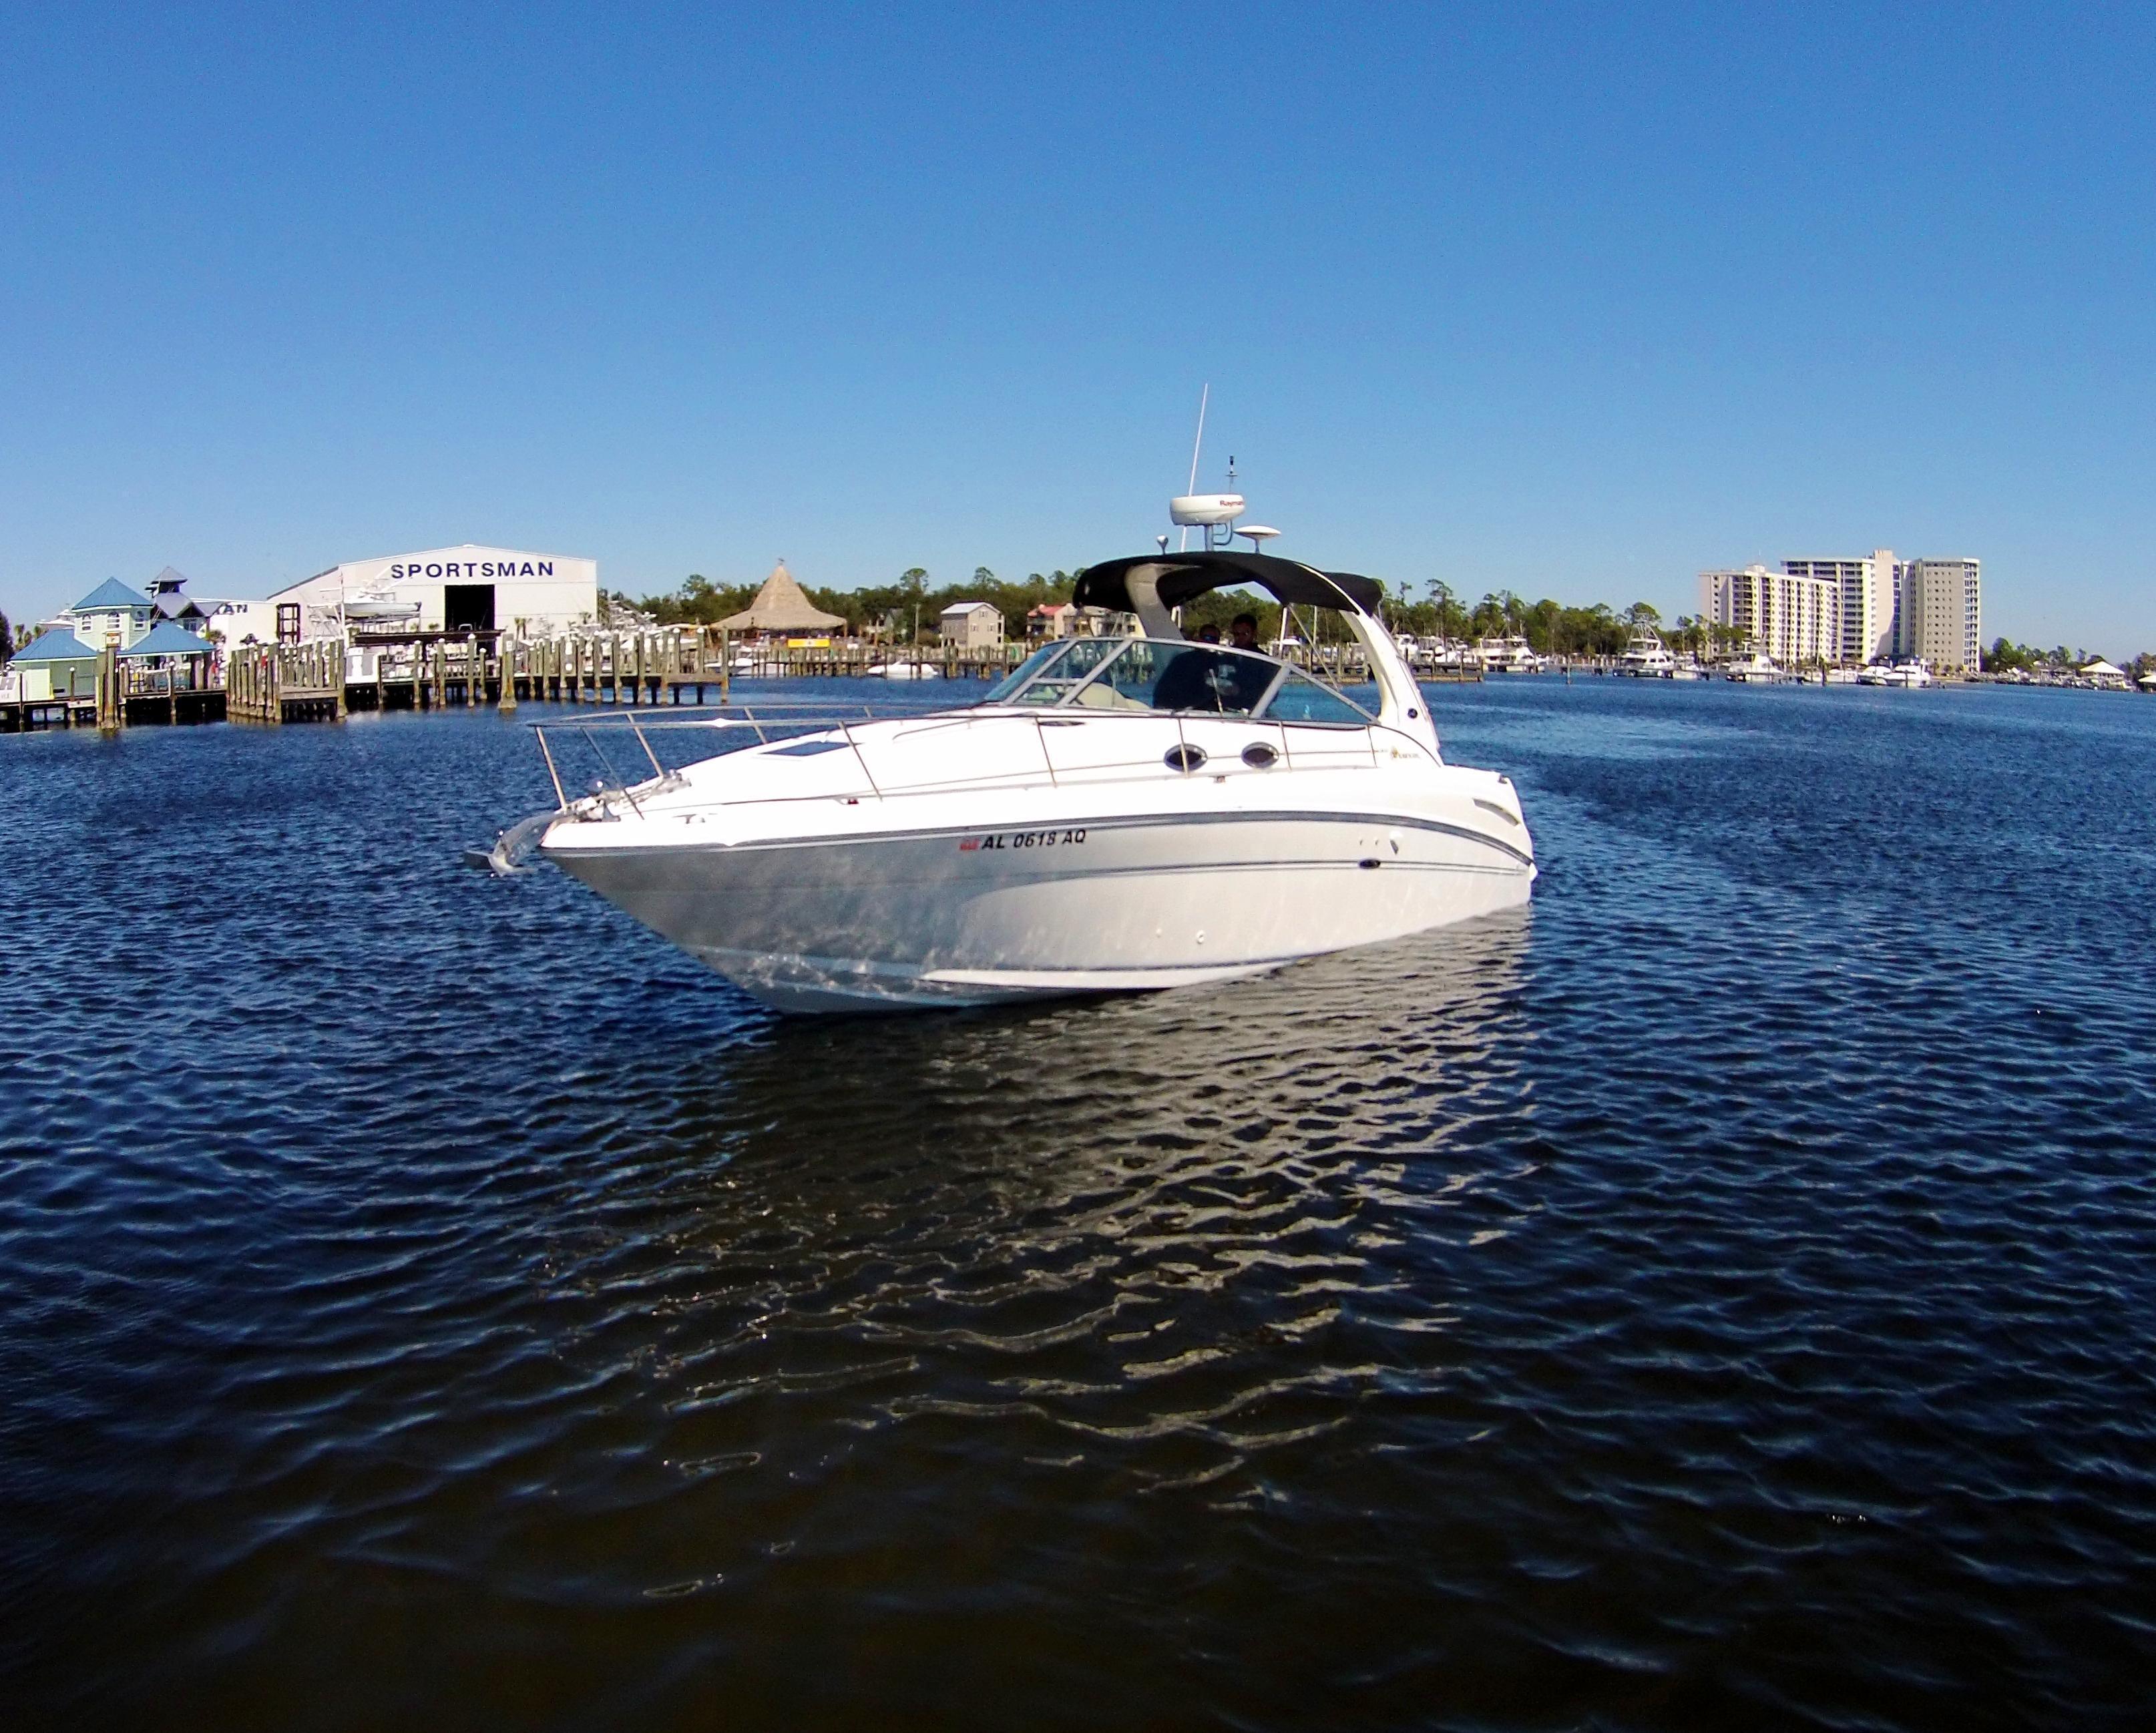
[1219,613,1271,708]
[1150,614,1271,714]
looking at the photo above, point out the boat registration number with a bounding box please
[960,828,1088,852]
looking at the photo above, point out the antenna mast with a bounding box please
[1179,384,1209,551]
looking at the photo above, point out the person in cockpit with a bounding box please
[1218,613,1271,709]
[1152,614,1271,714]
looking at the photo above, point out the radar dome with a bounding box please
[1169,493,1245,526]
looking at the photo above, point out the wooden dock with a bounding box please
[2,645,226,732]
[0,695,100,733]
[226,641,345,724]
[3,626,1474,734]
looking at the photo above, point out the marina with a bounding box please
[0,628,1039,732]
[19,618,2135,738]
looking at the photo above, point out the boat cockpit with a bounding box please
[980,636,1373,724]
[979,548,1423,738]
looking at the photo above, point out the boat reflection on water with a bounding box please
[658,903,1531,1192]
[520,905,1540,1610]
[543,907,1536,1390]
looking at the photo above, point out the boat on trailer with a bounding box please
[499,532,1536,1013]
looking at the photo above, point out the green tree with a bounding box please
[1425,579,1460,643]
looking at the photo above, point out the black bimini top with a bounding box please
[1072,551,1383,616]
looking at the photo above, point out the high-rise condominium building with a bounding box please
[1896,558,1982,672]
[1783,551,1897,664]
[1699,565,1841,666]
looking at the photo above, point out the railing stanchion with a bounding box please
[838,720,883,800]
[537,727,567,809]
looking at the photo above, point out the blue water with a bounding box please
[3,680,2153,1729]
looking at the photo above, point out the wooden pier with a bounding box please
[2,644,225,732]
[3,624,1475,735]
[226,641,345,724]
[0,695,100,733]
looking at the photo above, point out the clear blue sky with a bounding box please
[3,2,2151,651]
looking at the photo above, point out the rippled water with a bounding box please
[3,680,2153,1730]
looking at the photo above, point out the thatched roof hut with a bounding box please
[719,561,846,634]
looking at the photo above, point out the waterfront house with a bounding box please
[9,626,101,698]
[2080,658,2130,691]
[63,579,158,650]
[938,600,1004,650]
[1027,601,1077,640]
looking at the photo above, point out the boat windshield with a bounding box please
[980,638,1373,724]
[979,640,1070,703]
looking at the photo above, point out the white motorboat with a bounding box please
[341,591,423,624]
[1722,651,1785,684]
[1821,666,1860,685]
[513,545,1536,1013]
[1858,660,1931,688]
[1478,635,1544,674]
[1616,632,1679,678]
[867,660,943,680]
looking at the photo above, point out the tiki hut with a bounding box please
[719,561,846,636]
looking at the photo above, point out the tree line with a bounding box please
[623,567,1739,657]
[1982,637,2156,678]
[624,567,1084,642]
[618,568,2155,672]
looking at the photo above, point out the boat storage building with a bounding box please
[258,545,599,641]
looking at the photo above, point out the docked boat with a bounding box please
[509,541,1536,1013]
[1478,635,1544,675]
[866,660,943,680]
[1858,660,1932,688]
[1616,632,1679,678]
[1722,651,1785,684]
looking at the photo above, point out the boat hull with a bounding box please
[549,809,1534,1012]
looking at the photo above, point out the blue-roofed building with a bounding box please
[8,626,101,700]
[65,578,158,650]
[115,618,217,697]
[116,620,214,664]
